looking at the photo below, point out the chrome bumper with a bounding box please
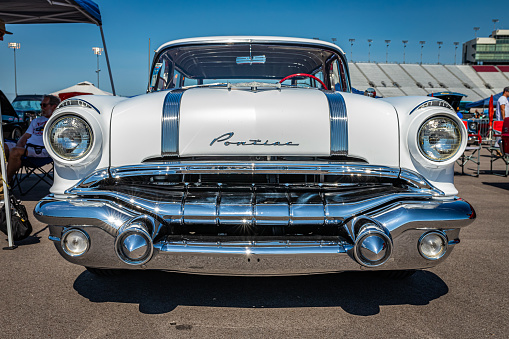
[35,163,475,275]
[36,195,475,276]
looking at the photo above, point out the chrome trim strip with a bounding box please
[409,99,454,115]
[161,91,184,156]
[154,240,351,255]
[86,163,440,194]
[325,92,348,155]
[56,98,100,114]
[35,195,474,239]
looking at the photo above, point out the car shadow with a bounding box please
[73,269,448,316]
[483,181,509,191]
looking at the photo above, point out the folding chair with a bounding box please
[11,143,54,196]
[456,121,481,176]
[486,117,509,176]
[492,120,504,145]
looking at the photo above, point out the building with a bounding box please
[463,29,509,65]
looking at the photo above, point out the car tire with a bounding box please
[375,270,416,279]
[85,267,124,277]
[11,127,23,141]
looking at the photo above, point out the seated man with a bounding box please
[4,94,60,183]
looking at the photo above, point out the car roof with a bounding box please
[13,94,44,101]
[156,36,346,56]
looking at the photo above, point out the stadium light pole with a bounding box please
[385,40,391,63]
[349,38,355,61]
[402,40,408,64]
[454,42,459,65]
[492,19,499,31]
[474,27,480,38]
[8,42,20,96]
[437,41,443,64]
[92,47,103,88]
[419,41,425,64]
[367,39,373,62]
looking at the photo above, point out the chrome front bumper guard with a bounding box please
[35,163,475,275]
[36,194,475,276]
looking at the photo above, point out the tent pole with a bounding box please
[99,25,116,96]
[0,101,16,250]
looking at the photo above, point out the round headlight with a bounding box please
[418,231,447,260]
[49,115,93,160]
[418,116,461,161]
[61,229,90,256]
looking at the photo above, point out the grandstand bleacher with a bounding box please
[378,64,428,96]
[347,62,509,103]
[472,66,509,93]
[454,65,496,97]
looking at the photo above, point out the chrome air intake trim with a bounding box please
[325,92,348,156]
[161,90,184,156]
[74,163,441,194]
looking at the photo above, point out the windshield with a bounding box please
[12,99,41,112]
[149,43,349,92]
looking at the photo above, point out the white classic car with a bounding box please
[35,36,475,278]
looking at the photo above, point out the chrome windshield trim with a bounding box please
[161,90,184,156]
[325,92,348,156]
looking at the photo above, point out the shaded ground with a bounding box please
[0,149,507,338]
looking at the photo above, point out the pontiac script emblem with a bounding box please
[210,132,299,147]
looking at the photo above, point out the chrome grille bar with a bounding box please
[161,91,184,156]
[326,92,348,155]
[70,184,434,228]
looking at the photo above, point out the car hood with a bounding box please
[110,88,399,167]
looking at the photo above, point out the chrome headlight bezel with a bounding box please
[417,115,462,162]
[48,115,94,161]
[44,107,103,167]
[407,110,466,167]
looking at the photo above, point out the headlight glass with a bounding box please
[418,116,461,161]
[49,115,93,160]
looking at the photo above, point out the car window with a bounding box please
[149,43,349,92]
[12,99,41,111]
[330,60,340,91]
[150,57,171,91]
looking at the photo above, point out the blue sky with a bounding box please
[0,0,503,100]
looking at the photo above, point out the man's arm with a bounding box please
[15,133,31,149]
[502,104,506,120]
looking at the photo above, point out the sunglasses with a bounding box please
[40,103,51,107]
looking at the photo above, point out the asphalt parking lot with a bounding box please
[1,149,508,338]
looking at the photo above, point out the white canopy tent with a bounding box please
[51,81,113,98]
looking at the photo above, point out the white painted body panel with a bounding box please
[179,88,330,156]
[341,92,399,167]
[381,96,467,196]
[104,88,400,167]
[110,91,167,166]
[45,95,127,195]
